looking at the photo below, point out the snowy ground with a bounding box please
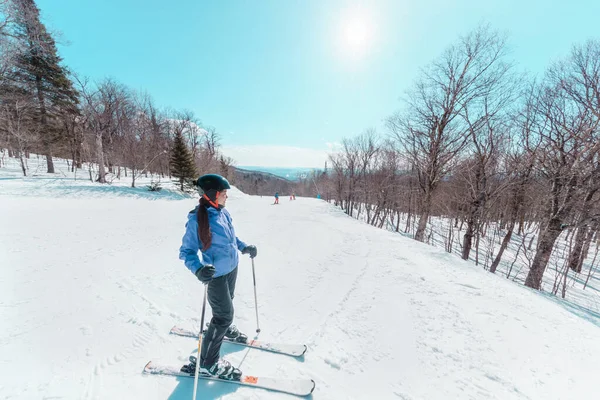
[1,155,599,399]
[340,198,600,319]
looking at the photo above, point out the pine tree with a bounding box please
[219,155,229,179]
[7,0,79,173]
[170,131,196,191]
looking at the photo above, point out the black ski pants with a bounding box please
[200,266,238,367]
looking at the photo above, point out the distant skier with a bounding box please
[274,192,279,204]
[179,173,258,380]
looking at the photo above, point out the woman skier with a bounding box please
[179,173,258,380]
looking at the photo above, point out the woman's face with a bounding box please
[217,190,228,207]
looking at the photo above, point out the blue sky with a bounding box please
[38,0,600,167]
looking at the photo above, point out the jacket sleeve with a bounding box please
[179,216,203,274]
[236,236,248,252]
[225,209,247,251]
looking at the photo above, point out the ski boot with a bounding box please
[203,323,248,343]
[180,356,197,375]
[225,324,248,343]
[186,355,241,380]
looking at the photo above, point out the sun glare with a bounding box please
[337,9,375,60]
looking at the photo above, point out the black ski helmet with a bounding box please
[196,174,231,196]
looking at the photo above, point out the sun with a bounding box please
[344,17,369,49]
[337,9,375,60]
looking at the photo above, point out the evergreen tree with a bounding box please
[219,155,229,179]
[7,0,79,173]
[170,130,196,191]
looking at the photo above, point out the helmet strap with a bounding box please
[202,191,220,209]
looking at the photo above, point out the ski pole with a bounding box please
[251,258,261,333]
[192,283,208,400]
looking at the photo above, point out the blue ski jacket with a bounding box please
[179,205,248,278]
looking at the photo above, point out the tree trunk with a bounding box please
[567,189,597,273]
[462,216,475,260]
[490,221,515,273]
[43,140,54,174]
[579,222,598,273]
[446,222,455,253]
[518,212,525,235]
[584,244,599,289]
[415,191,432,242]
[568,225,590,273]
[95,132,106,183]
[405,193,412,233]
[76,142,83,169]
[524,218,563,289]
[475,227,481,265]
[19,153,27,176]
[35,75,55,173]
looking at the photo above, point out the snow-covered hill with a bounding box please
[1,156,599,399]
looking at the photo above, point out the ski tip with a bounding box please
[301,345,308,356]
[143,360,153,372]
[310,379,316,394]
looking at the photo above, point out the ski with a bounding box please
[143,361,316,397]
[169,325,307,357]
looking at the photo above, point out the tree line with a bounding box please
[0,0,231,188]
[303,26,600,293]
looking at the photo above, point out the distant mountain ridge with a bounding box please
[232,166,320,196]
[236,166,320,181]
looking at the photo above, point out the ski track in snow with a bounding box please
[84,318,156,400]
[1,165,599,399]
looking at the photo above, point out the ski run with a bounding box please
[2,160,600,399]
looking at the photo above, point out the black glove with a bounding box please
[195,264,215,283]
[241,245,257,259]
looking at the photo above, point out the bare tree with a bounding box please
[355,129,379,221]
[203,126,219,157]
[524,48,600,289]
[388,25,509,242]
[341,137,361,217]
[560,40,600,273]
[459,87,516,260]
[328,152,346,209]
[0,98,36,175]
[567,160,600,272]
[197,126,220,173]
[77,77,130,183]
[489,102,538,273]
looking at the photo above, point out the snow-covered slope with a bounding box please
[1,162,599,399]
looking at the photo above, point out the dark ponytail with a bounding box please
[197,198,212,251]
